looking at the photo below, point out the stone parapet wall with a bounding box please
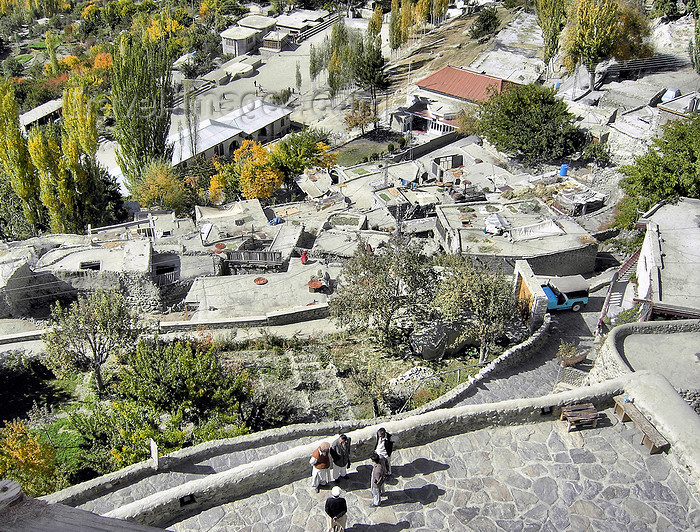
[587,319,700,384]
[103,372,700,528]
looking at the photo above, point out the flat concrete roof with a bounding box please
[312,229,393,258]
[184,260,340,319]
[644,198,700,311]
[35,240,151,274]
[237,15,276,30]
[622,332,700,391]
[195,199,272,243]
[19,98,62,128]
[220,26,259,40]
[437,201,592,256]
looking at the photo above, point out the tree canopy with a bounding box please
[329,241,436,345]
[43,291,142,398]
[615,116,700,228]
[233,140,285,200]
[270,128,337,183]
[111,32,174,189]
[564,0,652,89]
[477,83,583,165]
[433,256,518,363]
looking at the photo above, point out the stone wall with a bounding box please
[587,319,700,413]
[587,319,700,384]
[101,372,700,528]
[513,259,549,331]
[680,390,700,415]
[159,304,330,332]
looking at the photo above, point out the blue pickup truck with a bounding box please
[541,275,590,312]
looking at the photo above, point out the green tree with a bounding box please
[296,61,302,93]
[45,30,60,77]
[477,83,583,165]
[355,36,390,115]
[330,241,436,345]
[615,117,700,228]
[389,0,403,52]
[118,339,253,426]
[433,256,518,363]
[43,291,142,398]
[536,0,566,66]
[470,7,499,39]
[111,33,174,191]
[564,0,652,90]
[270,128,337,183]
[368,6,383,37]
[652,0,679,19]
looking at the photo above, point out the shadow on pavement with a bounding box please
[170,464,217,475]
[346,521,410,531]
[390,458,450,479]
[382,484,445,507]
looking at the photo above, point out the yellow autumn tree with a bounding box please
[28,127,74,233]
[134,159,190,215]
[208,167,226,204]
[234,140,284,200]
[0,81,43,228]
[0,419,60,497]
[368,6,383,37]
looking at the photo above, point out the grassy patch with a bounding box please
[16,54,33,64]
[29,41,47,50]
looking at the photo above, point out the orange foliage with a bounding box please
[93,52,113,70]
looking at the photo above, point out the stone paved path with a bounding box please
[170,408,700,531]
[78,436,322,515]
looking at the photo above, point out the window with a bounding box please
[80,261,101,271]
[162,230,172,237]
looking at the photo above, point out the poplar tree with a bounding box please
[0,81,43,230]
[389,0,403,52]
[536,0,566,67]
[564,0,652,90]
[368,6,383,37]
[400,0,414,44]
[111,33,174,191]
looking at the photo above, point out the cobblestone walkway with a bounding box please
[171,409,700,531]
[78,437,321,515]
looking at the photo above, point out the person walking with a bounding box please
[330,434,351,481]
[325,486,348,531]
[369,452,388,507]
[375,428,394,476]
[310,441,332,493]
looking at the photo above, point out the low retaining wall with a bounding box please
[159,304,330,333]
[103,371,700,528]
[587,319,700,384]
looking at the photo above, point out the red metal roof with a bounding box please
[415,66,516,103]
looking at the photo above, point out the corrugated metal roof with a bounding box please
[415,66,516,103]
